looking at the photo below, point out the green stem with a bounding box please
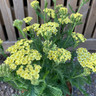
[38,81,46,96]
[43,71,49,80]
[71,73,84,79]
[17,27,26,39]
[63,23,76,47]
[63,35,70,47]
[77,0,89,12]
[0,46,7,57]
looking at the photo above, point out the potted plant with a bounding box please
[0,0,95,96]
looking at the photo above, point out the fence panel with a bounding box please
[27,0,37,24]
[84,0,96,38]
[75,1,89,34]
[0,0,16,41]
[0,0,96,50]
[13,0,25,38]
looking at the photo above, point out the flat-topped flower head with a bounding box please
[23,23,40,33]
[70,13,83,23]
[56,4,63,10]
[36,22,59,39]
[23,17,33,23]
[59,7,68,18]
[0,39,3,45]
[76,48,96,73]
[16,64,41,85]
[13,19,23,27]
[43,40,57,53]
[72,32,86,44]
[43,8,55,18]
[5,39,42,71]
[30,0,39,9]
[58,17,72,24]
[48,48,71,64]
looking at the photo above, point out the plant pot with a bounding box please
[66,82,72,96]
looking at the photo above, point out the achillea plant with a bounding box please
[0,0,95,96]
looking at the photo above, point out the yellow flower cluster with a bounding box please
[23,17,33,23]
[30,0,39,9]
[4,39,42,84]
[59,7,68,18]
[5,39,42,67]
[72,32,86,44]
[16,64,41,85]
[48,48,71,64]
[56,4,63,10]
[6,39,33,53]
[0,39,3,45]
[76,48,96,72]
[70,13,83,22]
[57,7,71,24]
[43,8,55,18]
[58,17,72,24]
[36,22,59,39]
[43,40,57,53]
[23,23,40,32]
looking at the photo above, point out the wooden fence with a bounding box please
[0,0,96,50]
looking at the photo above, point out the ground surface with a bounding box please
[0,53,96,96]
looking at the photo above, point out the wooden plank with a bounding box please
[0,10,4,25]
[0,0,16,41]
[2,41,16,52]
[2,39,96,52]
[56,0,64,5]
[13,0,25,38]
[84,0,96,38]
[77,39,96,50]
[68,39,96,51]
[27,0,37,24]
[93,27,96,39]
[67,0,77,14]
[75,1,89,33]
[0,22,5,41]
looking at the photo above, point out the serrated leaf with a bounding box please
[44,85,62,96]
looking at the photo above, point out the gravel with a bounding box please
[73,73,96,96]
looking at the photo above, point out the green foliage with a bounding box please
[0,0,93,96]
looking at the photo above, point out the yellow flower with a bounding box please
[59,7,68,15]
[70,13,83,22]
[36,22,59,39]
[59,7,68,18]
[76,48,96,73]
[58,17,72,24]
[10,64,17,70]
[23,17,33,23]
[30,0,39,9]
[16,64,41,85]
[48,48,71,64]
[56,4,63,10]
[0,39,3,45]
[43,8,55,18]
[72,32,86,44]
